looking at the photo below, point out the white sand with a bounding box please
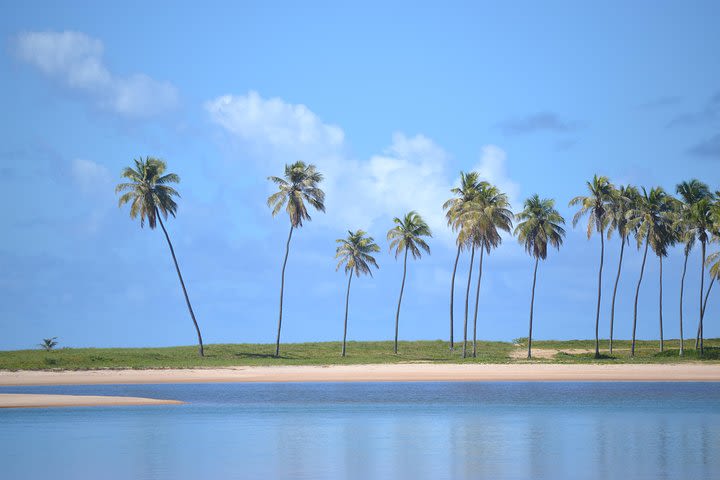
[0,393,183,408]
[1,363,719,386]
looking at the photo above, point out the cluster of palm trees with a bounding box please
[116,157,720,359]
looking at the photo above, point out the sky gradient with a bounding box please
[1,1,719,350]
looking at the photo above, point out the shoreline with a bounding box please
[2,363,720,385]
[0,393,183,409]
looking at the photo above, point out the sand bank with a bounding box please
[0,393,183,408]
[1,363,719,386]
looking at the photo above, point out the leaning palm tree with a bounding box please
[514,195,566,359]
[627,187,674,356]
[460,182,513,358]
[443,171,480,351]
[267,161,325,357]
[387,211,432,354]
[116,157,205,357]
[700,250,720,342]
[335,230,380,357]
[569,175,614,359]
[606,185,639,354]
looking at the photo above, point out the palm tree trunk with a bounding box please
[659,256,664,352]
[679,251,689,356]
[609,238,625,355]
[528,256,539,359]
[699,276,714,355]
[463,245,476,358]
[342,268,353,357]
[156,212,204,357]
[594,229,605,359]
[275,224,294,357]
[449,244,461,351]
[632,238,650,357]
[696,241,707,353]
[394,248,409,354]
[472,244,485,358]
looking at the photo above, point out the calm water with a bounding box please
[1,382,719,479]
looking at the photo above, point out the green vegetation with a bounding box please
[2,339,719,370]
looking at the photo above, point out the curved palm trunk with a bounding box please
[472,244,485,358]
[449,244,461,351]
[463,245,476,358]
[157,213,204,357]
[394,248,409,354]
[699,276,714,355]
[631,238,650,357]
[679,251,689,356]
[341,268,353,357]
[528,256,539,359]
[609,238,626,354]
[594,230,605,359]
[275,225,294,357]
[696,241,707,352]
[659,256,664,352]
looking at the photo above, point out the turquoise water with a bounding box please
[1,382,719,479]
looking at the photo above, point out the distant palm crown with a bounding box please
[455,181,513,251]
[267,161,325,227]
[514,194,566,260]
[628,187,677,257]
[569,174,614,237]
[387,211,432,259]
[115,157,180,228]
[336,230,380,277]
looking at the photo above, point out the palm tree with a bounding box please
[569,175,614,359]
[701,250,720,340]
[335,230,380,357]
[674,180,711,355]
[443,171,480,351]
[460,182,513,358]
[514,195,566,359]
[267,161,325,357]
[606,185,639,354]
[628,187,674,356]
[387,211,432,354]
[116,157,205,357]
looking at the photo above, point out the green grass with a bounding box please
[0,339,718,370]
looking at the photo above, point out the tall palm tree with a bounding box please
[569,175,614,359]
[443,171,480,351]
[267,161,325,357]
[514,195,566,359]
[701,250,720,340]
[460,182,513,358]
[674,181,709,355]
[116,157,205,357]
[606,185,639,354]
[335,230,380,357]
[628,187,674,356]
[698,201,720,354]
[387,211,432,354]
[687,199,717,353]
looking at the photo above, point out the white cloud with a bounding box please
[205,91,521,247]
[471,145,521,208]
[14,31,178,117]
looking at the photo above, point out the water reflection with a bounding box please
[1,383,719,479]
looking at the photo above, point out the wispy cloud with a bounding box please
[13,31,179,117]
[205,91,521,246]
[668,91,720,127]
[496,112,579,135]
[688,133,720,159]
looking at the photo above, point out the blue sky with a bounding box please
[1,1,719,350]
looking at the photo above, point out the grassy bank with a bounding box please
[0,339,718,370]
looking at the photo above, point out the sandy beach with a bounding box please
[1,363,719,386]
[0,393,183,408]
